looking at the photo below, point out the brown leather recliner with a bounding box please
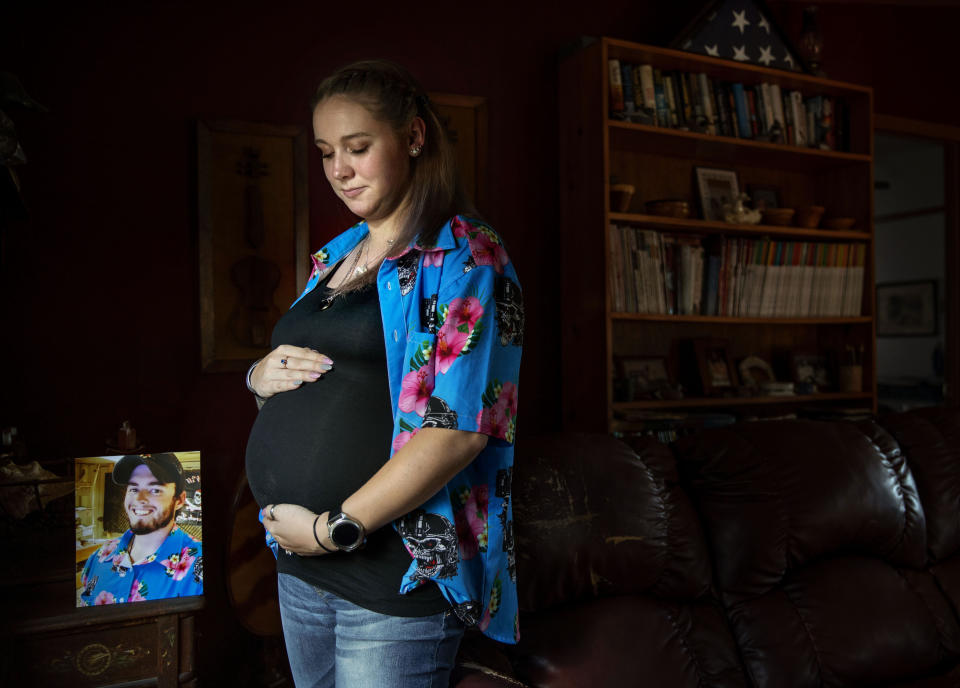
[454,410,960,687]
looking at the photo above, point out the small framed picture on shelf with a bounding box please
[693,339,738,395]
[747,185,781,211]
[876,280,938,336]
[616,356,673,401]
[791,353,831,392]
[694,167,740,221]
[738,355,776,388]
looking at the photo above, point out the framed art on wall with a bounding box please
[196,120,309,372]
[876,280,938,337]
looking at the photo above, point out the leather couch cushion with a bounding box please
[675,420,927,599]
[883,408,960,562]
[675,420,958,686]
[514,595,748,687]
[512,434,712,612]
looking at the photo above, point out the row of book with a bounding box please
[607,60,850,151]
[608,224,866,318]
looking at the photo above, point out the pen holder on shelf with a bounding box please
[839,365,863,393]
[610,184,635,212]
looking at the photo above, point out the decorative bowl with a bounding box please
[823,216,856,230]
[795,205,826,228]
[610,184,636,212]
[645,199,691,218]
[761,207,795,226]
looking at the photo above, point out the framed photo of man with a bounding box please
[75,451,203,606]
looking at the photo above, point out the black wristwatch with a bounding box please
[326,508,366,552]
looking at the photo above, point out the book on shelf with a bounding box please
[608,59,625,118]
[608,225,865,318]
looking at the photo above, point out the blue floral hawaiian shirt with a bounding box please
[289,215,523,643]
[79,526,203,605]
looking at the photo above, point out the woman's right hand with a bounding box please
[249,345,333,398]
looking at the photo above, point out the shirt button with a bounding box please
[386,281,392,290]
[393,330,399,342]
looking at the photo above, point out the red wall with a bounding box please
[3,0,957,680]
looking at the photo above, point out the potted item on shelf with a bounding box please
[795,205,826,228]
[761,207,795,226]
[694,166,740,221]
[645,199,691,218]
[693,338,739,396]
[610,183,635,212]
[823,216,856,230]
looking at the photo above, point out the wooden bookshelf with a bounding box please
[558,37,876,433]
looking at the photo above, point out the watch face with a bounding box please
[331,520,361,548]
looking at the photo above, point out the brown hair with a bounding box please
[311,60,478,276]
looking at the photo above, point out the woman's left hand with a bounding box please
[261,503,330,557]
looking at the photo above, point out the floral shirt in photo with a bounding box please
[79,526,203,606]
[291,215,523,643]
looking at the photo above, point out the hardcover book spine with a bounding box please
[608,59,625,119]
[620,62,636,120]
[698,73,717,135]
[732,83,752,139]
[638,64,658,126]
[653,69,670,128]
[770,83,785,143]
[791,91,807,147]
[663,73,680,128]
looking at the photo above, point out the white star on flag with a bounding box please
[757,45,775,66]
[758,14,771,34]
[704,44,720,56]
[732,45,750,61]
[732,9,751,34]
[783,52,795,68]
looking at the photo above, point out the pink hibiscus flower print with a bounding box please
[435,324,469,375]
[398,364,435,416]
[455,485,489,560]
[465,485,489,550]
[423,250,444,268]
[467,231,509,274]
[452,216,470,237]
[161,547,197,581]
[111,553,129,575]
[476,404,508,440]
[94,591,116,605]
[445,296,484,329]
[497,381,519,418]
[97,539,119,562]
[392,427,419,452]
[128,579,148,602]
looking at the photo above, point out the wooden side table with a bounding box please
[2,594,204,687]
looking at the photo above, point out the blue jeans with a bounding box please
[277,573,465,688]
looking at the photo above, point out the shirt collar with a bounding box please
[311,216,460,271]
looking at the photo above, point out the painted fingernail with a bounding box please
[321,356,333,364]
[320,364,333,371]
[309,372,322,379]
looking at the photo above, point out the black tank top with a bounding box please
[245,276,447,616]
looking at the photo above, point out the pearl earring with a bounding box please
[409,145,422,157]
